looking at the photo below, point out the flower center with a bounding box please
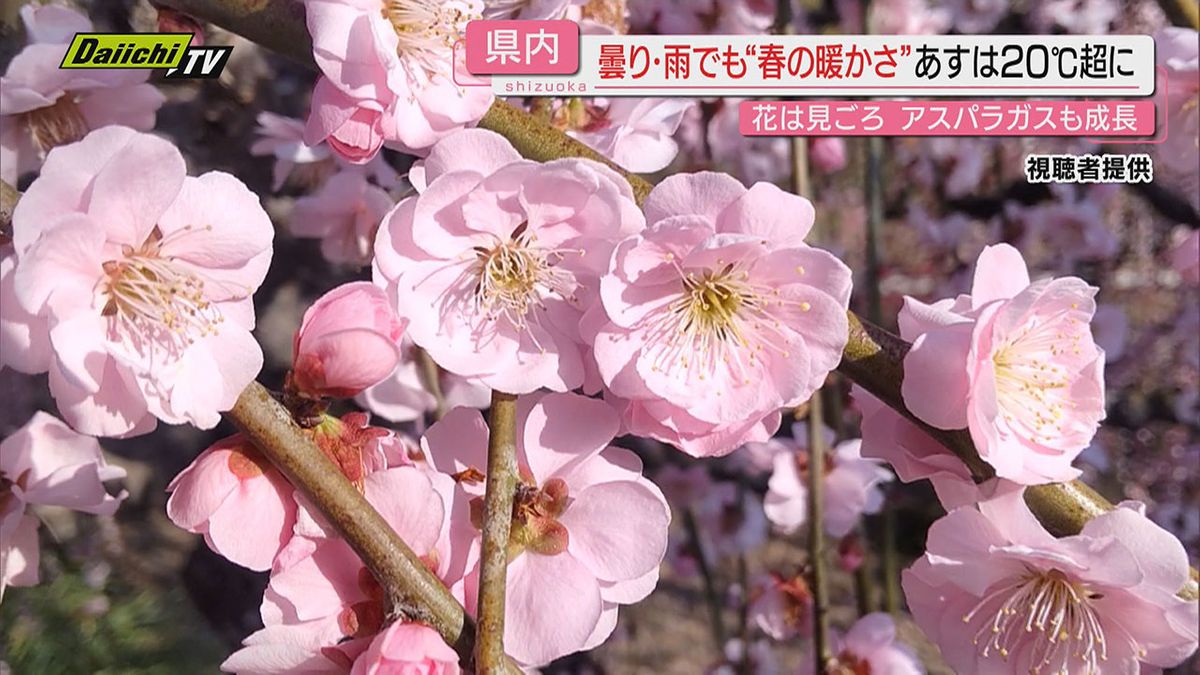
[22,94,88,155]
[101,227,224,351]
[990,309,1088,442]
[962,568,1111,673]
[829,651,872,675]
[381,0,476,76]
[646,258,807,383]
[468,224,578,332]
[469,477,571,559]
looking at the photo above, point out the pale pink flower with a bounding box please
[1155,28,1200,193]
[854,386,1014,509]
[612,395,783,459]
[167,434,297,572]
[1014,197,1118,270]
[1171,228,1200,287]
[374,129,644,394]
[803,613,924,675]
[9,126,273,436]
[0,244,51,374]
[302,0,493,157]
[808,137,847,174]
[1,411,126,599]
[710,638,780,675]
[225,467,453,672]
[748,572,812,641]
[356,338,490,423]
[291,282,405,399]
[155,6,206,45]
[556,98,694,173]
[250,112,336,192]
[900,244,1104,484]
[903,492,1199,674]
[693,479,768,559]
[288,172,394,267]
[423,393,671,666]
[0,4,165,184]
[592,173,852,457]
[707,101,790,186]
[762,426,892,538]
[350,623,460,675]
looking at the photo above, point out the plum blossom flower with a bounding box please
[0,4,165,184]
[250,112,337,192]
[592,173,852,457]
[1154,28,1199,198]
[288,172,394,267]
[552,98,694,173]
[356,338,490,423]
[748,571,812,641]
[301,0,493,158]
[692,478,768,559]
[808,137,847,174]
[290,283,405,399]
[167,435,297,572]
[0,244,51,374]
[9,127,273,436]
[1013,196,1118,271]
[802,613,924,675]
[1,412,126,599]
[903,492,1199,674]
[900,244,1104,484]
[350,623,460,674]
[423,393,671,666]
[223,466,455,673]
[760,425,892,538]
[374,129,644,394]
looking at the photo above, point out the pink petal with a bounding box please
[642,172,745,225]
[969,244,1031,309]
[504,552,603,666]
[715,181,815,244]
[559,480,670,583]
[521,393,620,486]
[901,323,973,430]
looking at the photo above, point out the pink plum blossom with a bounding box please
[900,243,1104,484]
[224,466,454,673]
[9,126,273,436]
[693,478,768,559]
[1,411,126,599]
[903,492,1199,674]
[761,426,892,538]
[808,137,847,174]
[356,338,490,423]
[422,393,671,666]
[748,572,812,641]
[374,129,644,394]
[554,98,694,173]
[288,172,394,267]
[591,172,852,457]
[803,613,924,675]
[350,623,460,674]
[291,282,405,399]
[167,434,297,572]
[1013,197,1118,270]
[301,0,493,158]
[1154,28,1200,194]
[250,112,337,192]
[0,244,51,374]
[0,4,165,184]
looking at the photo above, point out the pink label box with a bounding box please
[465,20,580,75]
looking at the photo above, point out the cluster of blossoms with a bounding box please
[1,1,1198,674]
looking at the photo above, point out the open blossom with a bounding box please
[592,173,852,457]
[760,425,892,538]
[1012,197,1118,270]
[0,4,165,184]
[250,112,337,191]
[223,466,458,674]
[903,492,1199,674]
[552,98,694,173]
[167,435,297,572]
[802,613,924,675]
[375,129,644,394]
[291,282,405,399]
[423,393,671,666]
[900,244,1104,484]
[302,0,493,159]
[356,338,490,423]
[1,244,51,374]
[288,172,394,267]
[748,572,812,641]
[1,412,126,599]
[9,127,272,437]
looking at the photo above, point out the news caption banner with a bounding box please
[462,23,1162,184]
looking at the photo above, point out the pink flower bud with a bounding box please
[154,5,205,46]
[809,137,848,173]
[291,282,405,398]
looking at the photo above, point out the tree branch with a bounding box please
[0,179,17,246]
[1156,0,1200,30]
[475,390,519,674]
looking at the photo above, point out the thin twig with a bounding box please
[1155,0,1200,29]
[683,507,728,647]
[807,392,832,671]
[0,179,17,246]
[476,390,519,674]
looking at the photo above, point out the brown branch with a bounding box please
[475,390,520,673]
[1156,0,1200,29]
[806,391,832,669]
[415,347,448,421]
[228,383,477,653]
[1,179,17,246]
